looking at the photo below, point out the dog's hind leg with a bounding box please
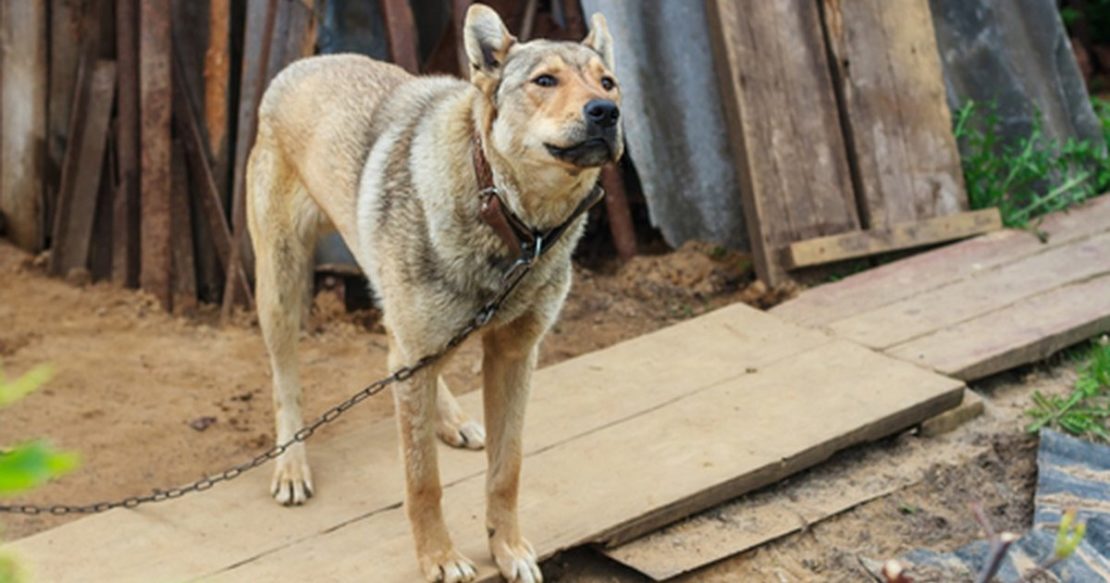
[247,136,321,506]
[435,376,485,450]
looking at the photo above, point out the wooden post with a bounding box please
[223,0,277,320]
[204,0,232,194]
[47,0,91,233]
[113,0,141,286]
[601,166,637,261]
[380,0,419,73]
[452,0,471,75]
[0,1,48,251]
[170,139,198,314]
[139,0,173,310]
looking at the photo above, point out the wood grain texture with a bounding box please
[821,0,968,228]
[706,0,860,286]
[887,274,1110,380]
[0,0,48,251]
[786,208,1001,268]
[49,60,117,277]
[139,0,173,309]
[5,304,831,581]
[772,195,1110,327]
[829,231,1110,350]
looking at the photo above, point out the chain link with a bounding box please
[0,184,604,516]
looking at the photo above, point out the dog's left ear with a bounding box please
[583,13,615,70]
[464,4,516,80]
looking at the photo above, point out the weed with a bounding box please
[1027,338,1110,441]
[952,100,1110,228]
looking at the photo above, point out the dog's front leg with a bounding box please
[390,335,477,583]
[482,313,545,583]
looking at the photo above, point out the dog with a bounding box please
[246,4,622,581]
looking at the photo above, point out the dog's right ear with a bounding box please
[464,4,516,82]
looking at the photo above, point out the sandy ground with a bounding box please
[0,239,764,540]
[0,236,1079,582]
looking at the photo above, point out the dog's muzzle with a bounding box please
[545,99,621,168]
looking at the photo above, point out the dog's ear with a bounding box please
[583,13,615,70]
[464,4,515,79]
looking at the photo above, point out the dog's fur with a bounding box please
[247,5,621,582]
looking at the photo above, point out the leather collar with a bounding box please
[471,131,605,263]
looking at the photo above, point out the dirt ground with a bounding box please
[0,237,1077,582]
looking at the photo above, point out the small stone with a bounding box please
[189,416,217,432]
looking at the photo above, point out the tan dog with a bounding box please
[246,4,622,582]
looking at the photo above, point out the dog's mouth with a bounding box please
[544,138,613,168]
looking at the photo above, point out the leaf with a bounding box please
[0,441,79,495]
[0,365,54,408]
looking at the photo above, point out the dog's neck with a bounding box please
[469,98,601,232]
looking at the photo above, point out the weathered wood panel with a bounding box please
[822,0,968,228]
[786,208,1001,268]
[49,60,117,277]
[771,195,1110,327]
[0,1,48,251]
[705,0,860,286]
[113,0,141,287]
[139,0,173,309]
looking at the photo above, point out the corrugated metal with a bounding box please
[581,0,748,251]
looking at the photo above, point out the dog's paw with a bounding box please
[437,417,485,450]
[418,548,477,583]
[270,444,314,506]
[490,535,542,583]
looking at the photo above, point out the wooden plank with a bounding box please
[172,45,253,305]
[113,0,141,287]
[139,0,173,310]
[786,208,1001,269]
[170,139,198,314]
[5,304,832,582]
[829,231,1110,349]
[49,60,117,277]
[47,0,93,231]
[200,342,962,582]
[601,165,637,261]
[380,0,419,73]
[887,274,1110,380]
[705,0,860,286]
[771,195,1110,327]
[0,0,48,251]
[204,0,232,197]
[89,127,117,280]
[603,399,987,580]
[820,0,968,228]
[224,0,277,318]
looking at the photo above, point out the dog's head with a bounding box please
[465,4,623,171]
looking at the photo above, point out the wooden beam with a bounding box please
[600,165,637,261]
[785,208,1002,269]
[204,0,232,191]
[170,139,198,314]
[50,59,117,277]
[705,0,860,287]
[820,0,968,228]
[139,0,173,310]
[0,0,48,251]
[113,0,141,287]
[47,0,92,232]
[380,0,419,73]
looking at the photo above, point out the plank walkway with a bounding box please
[5,304,963,582]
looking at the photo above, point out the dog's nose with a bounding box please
[584,99,620,128]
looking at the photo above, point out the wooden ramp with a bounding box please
[5,304,963,582]
[773,195,1110,380]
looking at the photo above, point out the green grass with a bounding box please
[1027,339,1110,442]
[953,99,1110,228]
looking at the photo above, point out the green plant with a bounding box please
[952,100,1110,228]
[0,365,78,583]
[1027,338,1110,441]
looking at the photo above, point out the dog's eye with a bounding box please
[533,74,558,87]
[601,76,615,91]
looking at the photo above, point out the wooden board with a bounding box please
[820,0,968,228]
[0,1,48,251]
[888,274,1110,380]
[113,0,141,287]
[829,230,1110,350]
[786,208,1001,268]
[200,342,961,582]
[170,140,198,314]
[139,0,173,309]
[49,60,117,277]
[6,304,960,581]
[381,0,420,73]
[772,195,1110,327]
[603,395,989,581]
[705,0,860,286]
